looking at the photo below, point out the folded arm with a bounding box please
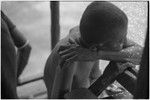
[98,38,143,65]
[59,38,143,65]
[10,24,32,78]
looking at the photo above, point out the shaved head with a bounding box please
[80,1,128,47]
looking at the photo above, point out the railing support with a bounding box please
[50,1,60,50]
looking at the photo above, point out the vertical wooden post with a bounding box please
[134,2,149,98]
[50,1,60,50]
[134,31,149,99]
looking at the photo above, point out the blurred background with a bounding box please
[1,1,147,98]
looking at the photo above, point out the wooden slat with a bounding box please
[134,20,149,99]
[116,70,137,94]
[50,1,60,50]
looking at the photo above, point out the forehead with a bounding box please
[89,39,124,51]
[94,38,122,46]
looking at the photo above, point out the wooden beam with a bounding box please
[134,27,149,99]
[116,70,137,95]
[134,2,149,98]
[50,1,60,50]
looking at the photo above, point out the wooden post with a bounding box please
[134,30,149,99]
[116,70,137,95]
[50,1,60,50]
[134,2,149,98]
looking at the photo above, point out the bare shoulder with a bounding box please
[69,26,79,35]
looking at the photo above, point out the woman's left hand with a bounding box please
[58,44,98,62]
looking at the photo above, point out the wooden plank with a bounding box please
[134,19,149,99]
[50,1,60,50]
[116,70,137,94]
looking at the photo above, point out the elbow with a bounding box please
[28,44,32,53]
[23,43,32,59]
[131,44,144,62]
[132,43,143,51]
[27,42,32,50]
[24,43,32,55]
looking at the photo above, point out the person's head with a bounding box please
[79,1,128,51]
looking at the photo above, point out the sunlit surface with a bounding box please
[1,1,147,98]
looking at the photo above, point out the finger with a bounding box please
[125,62,135,68]
[61,51,76,61]
[59,47,76,56]
[59,45,71,52]
[66,54,77,62]
[69,38,75,44]
[58,43,78,52]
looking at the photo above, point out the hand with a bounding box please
[58,44,98,62]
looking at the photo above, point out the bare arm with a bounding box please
[2,11,32,77]
[10,27,32,77]
[10,25,32,78]
[59,26,143,65]
[98,38,143,65]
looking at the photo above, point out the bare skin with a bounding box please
[1,11,32,77]
[1,11,31,98]
[44,26,143,99]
